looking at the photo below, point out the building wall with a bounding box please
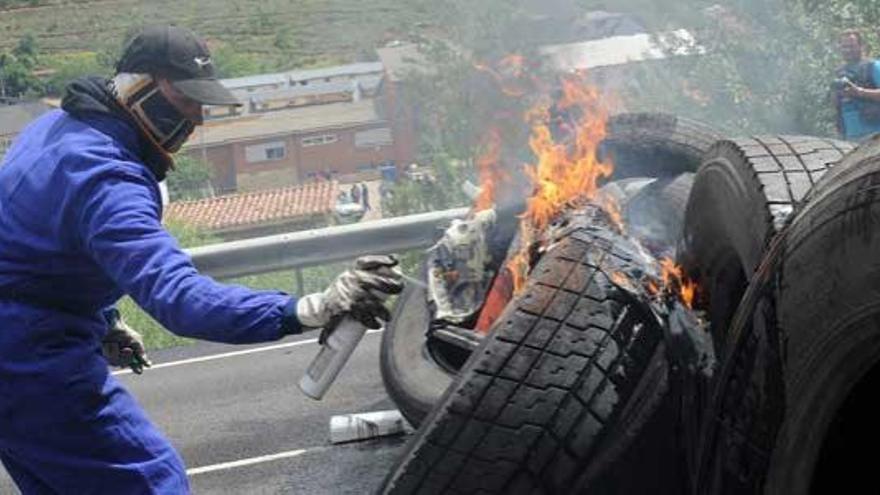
[187,122,409,193]
[295,124,397,179]
[383,79,418,168]
[186,144,239,193]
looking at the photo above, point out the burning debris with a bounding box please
[427,208,498,324]
[425,66,703,344]
[382,58,723,492]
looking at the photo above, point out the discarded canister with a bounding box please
[329,410,413,444]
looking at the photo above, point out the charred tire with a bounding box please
[682,136,853,348]
[761,139,880,494]
[381,224,669,494]
[381,268,456,427]
[625,173,694,253]
[601,113,722,179]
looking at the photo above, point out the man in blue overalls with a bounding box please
[834,30,880,140]
[0,25,402,493]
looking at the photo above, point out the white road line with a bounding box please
[186,449,309,475]
[112,329,383,376]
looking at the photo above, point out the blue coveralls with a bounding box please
[0,102,301,493]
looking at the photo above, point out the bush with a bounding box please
[167,154,214,202]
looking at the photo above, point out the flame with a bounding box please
[508,74,615,291]
[474,54,539,98]
[597,191,625,233]
[610,271,634,290]
[659,258,697,308]
[475,265,515,334]
[474,128,505,212]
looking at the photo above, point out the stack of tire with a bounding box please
[677,135,864,494]
[382,108,880,494]
[382,113,720,427]
[379,113,721,494]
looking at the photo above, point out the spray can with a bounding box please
[299,316,367,400]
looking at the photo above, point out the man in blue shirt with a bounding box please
[0,26,402,493]
[834,30,880,140]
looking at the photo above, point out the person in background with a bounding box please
[0,25,402,494]
[362,182,371,211]
[833,30,880,140]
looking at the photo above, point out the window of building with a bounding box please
[266,146,285,160]
[354,127,393,149]
[245,141,287,163]
[301,134,338,147]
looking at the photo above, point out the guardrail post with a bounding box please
[295,268,305,295]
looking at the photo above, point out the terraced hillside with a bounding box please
[0,0,430,65]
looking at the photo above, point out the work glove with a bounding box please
[102,309,152,374]
[297,255,405,340]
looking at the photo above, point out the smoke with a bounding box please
[612,0,843,137]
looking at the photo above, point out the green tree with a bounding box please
[578,0,875,137]
[167,154,214,202]
[12,33,38,67]
[212,44,265,78]
[0,33,43,97]
[42,52,107,96]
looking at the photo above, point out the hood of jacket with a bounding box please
[61,76,172,181]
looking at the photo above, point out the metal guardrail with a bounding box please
[187,208,469,280]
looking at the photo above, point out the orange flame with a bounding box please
[610,271,634,290]
[597,191,625,233]
[508,75,615,291]
[474,128,505,212]
[659,258,697,308]
[474,54,538,98]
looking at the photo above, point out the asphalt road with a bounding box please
[0,330,409,494]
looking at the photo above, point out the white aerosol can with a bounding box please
[299,316,367,400]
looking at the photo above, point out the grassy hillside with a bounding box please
[0,0,431,73]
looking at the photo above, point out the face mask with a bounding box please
[129,85,196,153]
[112,73,197,153]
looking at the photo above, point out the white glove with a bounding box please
[102,310,152,374]
[297,255,404,333]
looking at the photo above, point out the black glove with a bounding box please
[102,310,152,374]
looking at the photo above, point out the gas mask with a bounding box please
[110,73,196,153]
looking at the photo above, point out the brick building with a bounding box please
[182,62,415,194]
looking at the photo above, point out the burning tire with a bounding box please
[600,112,722,179]
[681,136,852,348]
[381,214,671,494]
[625,173,694,255]
[382,174,696,428]
[381,113,716,432]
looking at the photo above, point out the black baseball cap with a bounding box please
[117,25,241,106]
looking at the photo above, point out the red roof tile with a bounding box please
[165,181,338,231]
